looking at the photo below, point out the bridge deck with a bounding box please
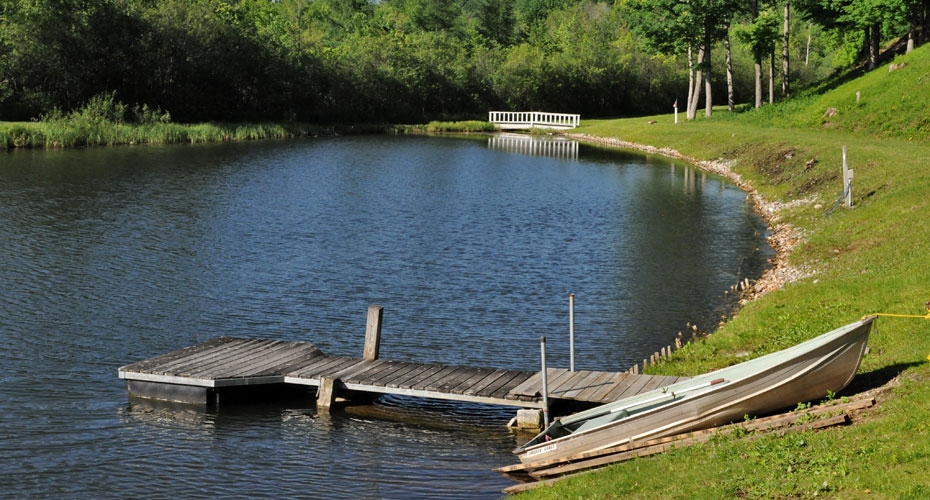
[119,337,686,408]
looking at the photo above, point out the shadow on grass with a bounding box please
[842,362,923,396]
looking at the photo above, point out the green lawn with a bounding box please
[516,46,930,499]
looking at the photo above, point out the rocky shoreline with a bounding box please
[566,133,811,305]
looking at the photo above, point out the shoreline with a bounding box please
[565,132,809,306]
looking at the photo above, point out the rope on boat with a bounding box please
[862,302,930,360]
[865,312,930,320]
[862,301,930,321]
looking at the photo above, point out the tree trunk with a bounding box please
[865,26,878,70]
[725,27,734,112]
[782,1,790,97]
[688,47,703,120]
[685,43,694,120]
[703,41,712,117]
[755,63,762,108]
[769,51,775,104]
[752,0,762,108]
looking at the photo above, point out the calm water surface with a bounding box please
[0,135,771,498]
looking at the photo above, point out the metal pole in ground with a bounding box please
[540,336,550,428]
[569,293,575,372]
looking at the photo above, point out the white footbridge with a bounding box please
[489,111,580,130]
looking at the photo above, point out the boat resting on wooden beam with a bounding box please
[514,316,876,464]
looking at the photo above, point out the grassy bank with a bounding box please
[519,48,930,498]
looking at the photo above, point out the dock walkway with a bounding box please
[119,336,686,408]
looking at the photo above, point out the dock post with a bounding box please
[364,305,384,361]
[569,293,575,372]
[317,376,339,412]
[540,336,550,428]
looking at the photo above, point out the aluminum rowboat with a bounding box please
[514,316,875,464]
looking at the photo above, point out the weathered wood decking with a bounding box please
[119,336,686,408]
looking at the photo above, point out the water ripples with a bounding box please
[0,136,770,498]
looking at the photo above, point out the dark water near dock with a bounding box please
[0,135,771,498]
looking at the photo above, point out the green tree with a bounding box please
[473,0,516,46]
[735,5,780,108]
[629,0,739,119]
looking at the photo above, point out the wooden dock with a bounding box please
[119,305,687,421]
[118,336,686,409]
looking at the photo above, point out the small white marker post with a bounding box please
[674,99,678,124]
[842,145,854,208]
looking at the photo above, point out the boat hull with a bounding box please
[515,317,875,464]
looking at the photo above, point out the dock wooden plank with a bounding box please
[473,370,526,397]
[190,340,304,379]
[500,373,539,400]
[187,340,306,378]
[507,371,544,398]
[584,372,630,403]
[487,371,536,399]
[549,370,598,398]
[432,366,488,393]
[540,369,580,397]
[315,358,370,379]
[384,364,436,388]
[153,338,269,371]
[349,360,407,386]
[418,366,467,392]
[130,338,248,376]
[208,343,319,378]
[394,364,447,390]
[249,346,328,376]
[160,338,273,376]
[120,337,240,373]
[638,375,678,393]
[490,374,536,399]
[446,367,501,395]
[339,360,396,384]
[289,356,358,379]
[381,361,423,387]
[324,359,378,381]
[566,371,617,401]
[462,369,516,396]
[602,373,654,402]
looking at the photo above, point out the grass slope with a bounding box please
[519,46,930,499]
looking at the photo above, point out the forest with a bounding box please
[0,0,927,124]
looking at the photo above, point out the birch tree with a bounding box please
[629,0,738,119]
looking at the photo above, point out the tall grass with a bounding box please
[392,120,498,134]
[0,93,332,149]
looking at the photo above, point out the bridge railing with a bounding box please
[489,111,580,130]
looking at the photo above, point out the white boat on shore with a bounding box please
[514,316,876,464]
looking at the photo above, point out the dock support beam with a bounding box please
[317,376,339,412]
[364,305,383,361]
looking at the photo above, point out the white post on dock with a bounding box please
[842,145,854,208]
[569,293,575,372]
[540,336,550,428]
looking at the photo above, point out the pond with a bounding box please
[0,134,771,498]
